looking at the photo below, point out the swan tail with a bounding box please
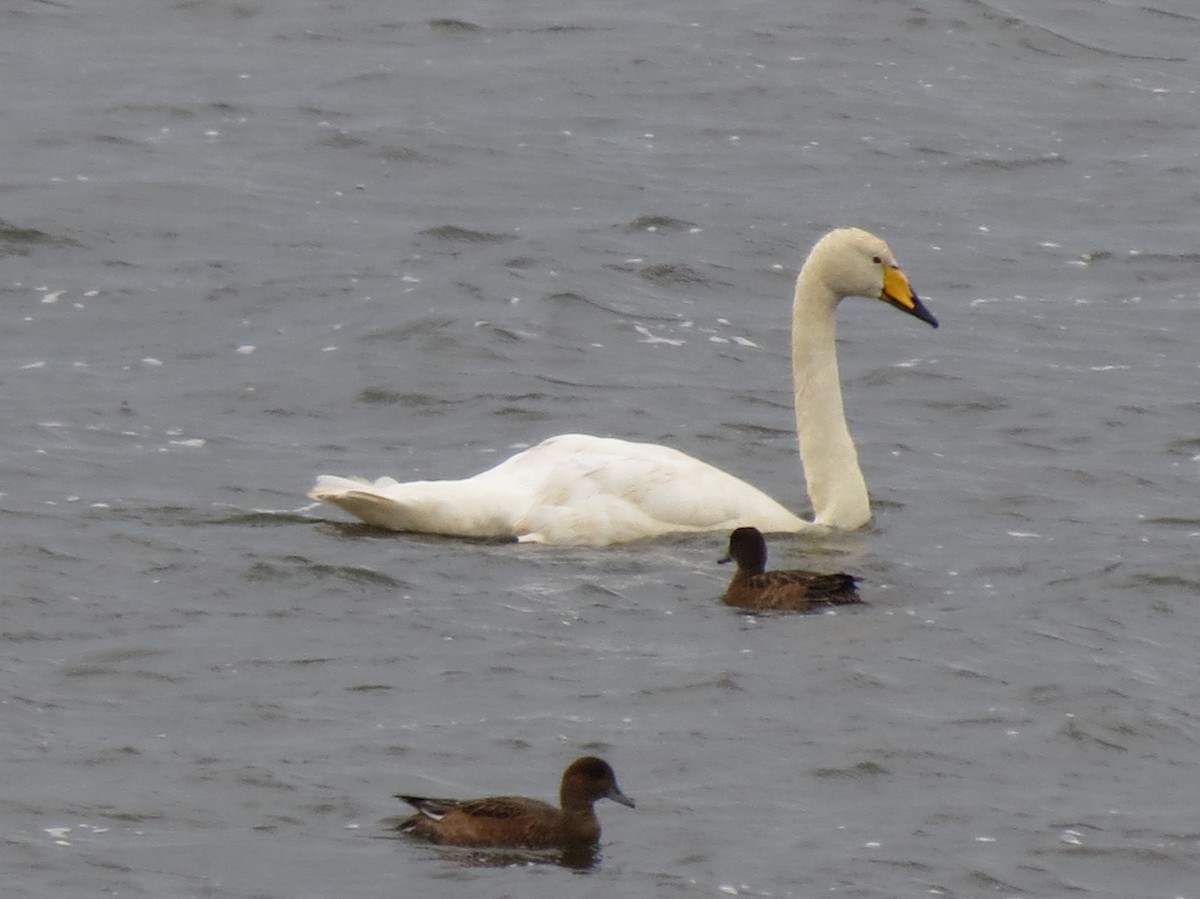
[309,475,521,538]
[308,476,418,531]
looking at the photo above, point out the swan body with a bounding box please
[311,433,806,544]
[309,227,938,546]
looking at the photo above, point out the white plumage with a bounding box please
[309,227,938,545]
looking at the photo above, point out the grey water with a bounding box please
[3,1,1199,896]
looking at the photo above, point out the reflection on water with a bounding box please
[381,825,601,872]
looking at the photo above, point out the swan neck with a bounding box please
[791,269,870,528]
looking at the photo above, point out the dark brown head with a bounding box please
[718,527,768,575]
[560,757,635,810]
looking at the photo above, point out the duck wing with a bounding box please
[725,570,860,612]
[396,794,555,822]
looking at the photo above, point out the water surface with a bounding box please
[3,1,1199,897]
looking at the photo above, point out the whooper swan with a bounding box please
[308,227,938,545]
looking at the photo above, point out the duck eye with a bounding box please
[872,255,882,265]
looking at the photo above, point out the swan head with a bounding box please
[808,228,939,328]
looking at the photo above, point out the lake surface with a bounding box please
[3,1,1199,897]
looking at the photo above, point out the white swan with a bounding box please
[309,227,938,545]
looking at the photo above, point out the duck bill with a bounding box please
[607,787,636,809]
[881,266,939,328]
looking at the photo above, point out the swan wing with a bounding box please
[483,435,807,545]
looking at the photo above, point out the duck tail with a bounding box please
[810,572,861,604]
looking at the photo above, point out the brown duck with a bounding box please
[719,526,860,612]
[395,756,635,849]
